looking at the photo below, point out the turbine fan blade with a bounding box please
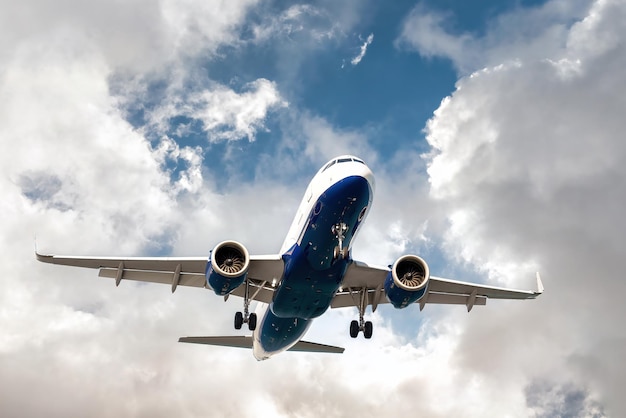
[399,268,424,287]
[217,249,245,273]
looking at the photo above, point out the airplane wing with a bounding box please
[332,260,543,312]
[36,252,542,312]
[35,252,283,304]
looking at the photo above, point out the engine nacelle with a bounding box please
[205,240,250,296]
[384,255,430,309]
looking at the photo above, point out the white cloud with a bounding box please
[160,0,258,56]
[251,4,327,42]
[250,2,368,45]
[141,79,287,143]
[350,33,374,66]
[422,0,626,414]
[187,79,288,142]
[2,0,624,416]
[0,3,416,415]
[0,0,259,75]
[397,0,591,74]
[396,4,477,72]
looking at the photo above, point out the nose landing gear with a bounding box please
[332,223,350,260]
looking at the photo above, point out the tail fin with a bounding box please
[179,336,344,354]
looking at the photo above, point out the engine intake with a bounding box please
[206,241,250,296]
[384,255,430,309]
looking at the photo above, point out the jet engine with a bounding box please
[206,241,250,296]
[384,255,430,309]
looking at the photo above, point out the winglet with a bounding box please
[33,236,48,262]
[35,250,53,263]
[536,272,544,294]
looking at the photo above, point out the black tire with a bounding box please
[364,321,373,339]
[248,313,257,331]
[349,320,359,338]
[341,247,349,260]
[234,311,243,330]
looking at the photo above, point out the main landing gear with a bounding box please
[349,288,373,339]
[332,222,350,260]
[234,278,257,331]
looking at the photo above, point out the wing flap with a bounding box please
[230,282,275,304]
[330,288,488,308]
[99,268,206,288]
[420,292,487,306]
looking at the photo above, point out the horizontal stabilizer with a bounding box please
[286,340,345,353]
[179,336,254,349]
[178,336,344,354]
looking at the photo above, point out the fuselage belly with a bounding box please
[253,157,375,360]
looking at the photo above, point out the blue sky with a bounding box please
[118,0,463,182]
[2,0,624,416]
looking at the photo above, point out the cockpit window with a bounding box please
[322,157,366,172]
[322,160,337,172]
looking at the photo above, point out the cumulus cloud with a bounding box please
[3,0,625,416]
[422,0,626,414]
[187,79,288,142]
[144,78,288,143]
[0,2,419,417]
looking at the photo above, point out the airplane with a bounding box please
[36,155,543,360]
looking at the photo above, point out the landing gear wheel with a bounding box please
[349,288,372,339]
[248,313,257,331]
[331,223,349,261]
[236,278,254,330]
[364,321,373,339]
[350,320,359,338]
[333,246,350,261]
[234,311,243,330]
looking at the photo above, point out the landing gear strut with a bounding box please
[234,278,257,331]
[349,287,373,339]
[332,222,350,260]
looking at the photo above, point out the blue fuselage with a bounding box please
[254,173,373,358]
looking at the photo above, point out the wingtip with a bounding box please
[536,272,544,294]
[33,236,51,262]
[35,251,53,263]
